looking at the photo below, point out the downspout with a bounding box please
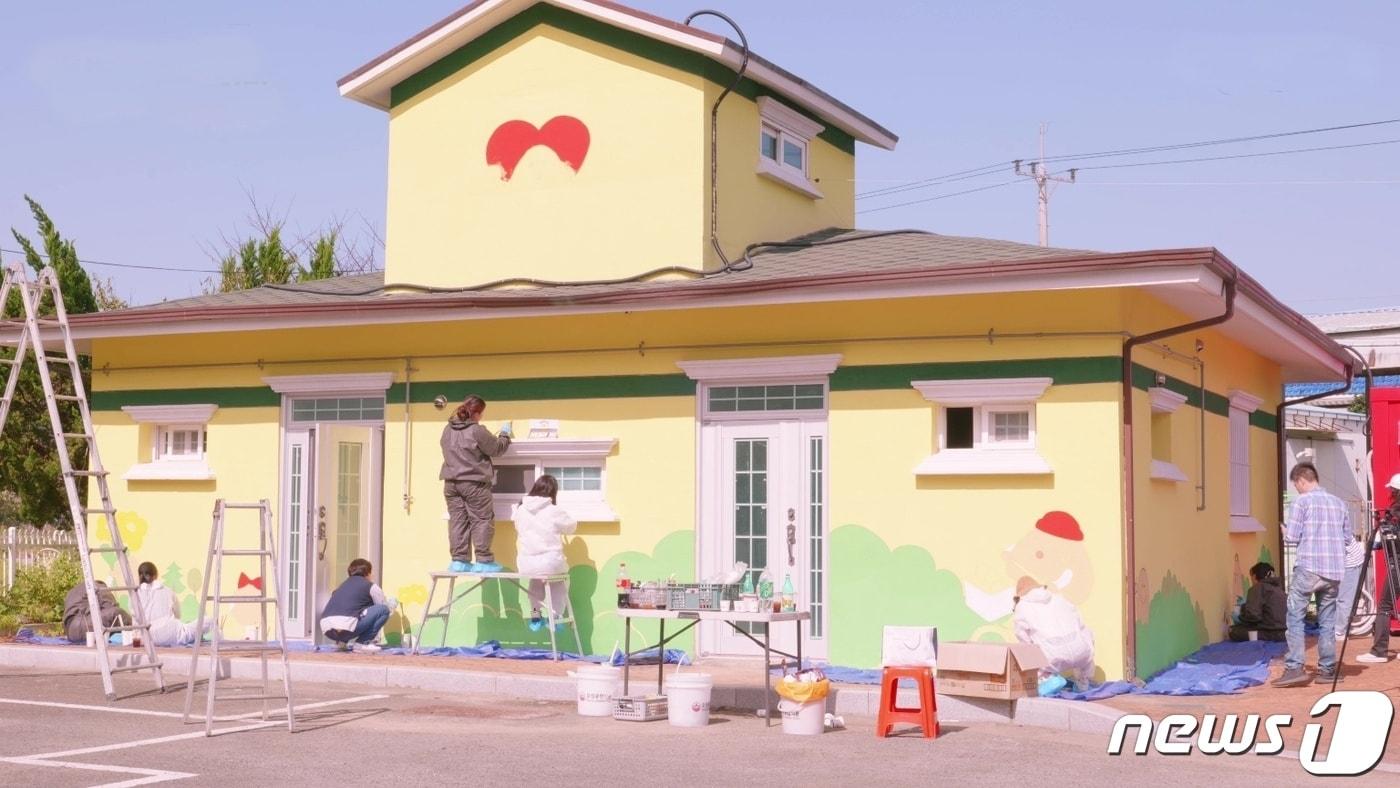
[683,10,749,272]
[1273,351,1361,561]
[1121,268,1237,679]
[403,357,416,513]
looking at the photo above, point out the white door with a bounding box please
[700,419,828,660]
[312,424,381,641]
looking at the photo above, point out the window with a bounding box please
[120,404,218,481]
[756,96,824,199]
[290,396,384,423]
[1148,386,1188,482]
[708,384,825,414]
[483,439,619,522]
[1228,390,1265,533]
[911,378,1053,475]
[156,426,206,461]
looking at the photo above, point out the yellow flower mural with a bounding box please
[116,511,150,552]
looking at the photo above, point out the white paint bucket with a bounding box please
[569,664,621,717]
[778,699,825,735]
[664,673,714,728]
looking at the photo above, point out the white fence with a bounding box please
[2,526,78,590]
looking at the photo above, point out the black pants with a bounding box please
[1228,625,1285,643]
[1370,569,1394,656]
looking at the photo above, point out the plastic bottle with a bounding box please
[616,562,631,608]
[741,571,755,596]
[758,570,774,609]
[781,573,795,612]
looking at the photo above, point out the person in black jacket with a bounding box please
[319,559,395,653]
[1229,562,1287,642]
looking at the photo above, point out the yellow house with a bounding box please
[65,0,1350,679]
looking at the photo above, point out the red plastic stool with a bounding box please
[876,666,939,739]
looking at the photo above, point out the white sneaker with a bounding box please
[352,642,382,654]
[1355,652,1389,664]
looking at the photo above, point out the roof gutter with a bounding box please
[1120,260,1238,679]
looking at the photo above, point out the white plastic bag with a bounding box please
[881,625,938,668]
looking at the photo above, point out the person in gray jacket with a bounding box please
[440,394,512,573]
[64,580,130,644]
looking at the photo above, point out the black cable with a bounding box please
[1065,137,1400,174]
[856,179,1027,215]
[0,247,222,274]
[684,9,750,272]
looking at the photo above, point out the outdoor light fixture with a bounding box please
[1155,373,1167,386]
[433,395,448,409]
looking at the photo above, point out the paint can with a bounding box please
[569,664,621,717]
[778,699,825,735]
[664,673,714,728]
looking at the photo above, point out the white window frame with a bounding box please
[679,354,841,424]
[1148,386,1189,483]
[1228,389,1266,533]
[912,378,1053,476]
[120,404,218,481]
[490,438,619,522]
[756,96,824,199]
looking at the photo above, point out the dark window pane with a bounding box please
[947,407,975,449]
[492,465,534,494]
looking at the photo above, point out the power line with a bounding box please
[858,117,1400,200]
[1071,180,1400,186]
[1064,137,1400,174]
[0,247,220,274]
[856,179,1026,215]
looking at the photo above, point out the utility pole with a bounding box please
[1014,124,1077,246]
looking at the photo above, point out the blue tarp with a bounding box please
[1059,640,1287,701]
[15,628,73,646]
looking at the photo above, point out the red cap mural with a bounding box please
[1035,511,1084,542]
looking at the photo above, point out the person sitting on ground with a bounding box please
[1012,575,1095,691]
[319,558,395,653]
[135,562,208,646]
[63,580,130,645]
[1229,562,1286,642]
[512,474,578,632]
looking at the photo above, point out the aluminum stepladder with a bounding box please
[0,264,165,700]
[182,499,296,736]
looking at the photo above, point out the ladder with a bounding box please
[182,499,296,736]
[0,264,165,700]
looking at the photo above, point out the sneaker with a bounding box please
[1271,668,1311,688]
[1315,670,1344,684]
[1356,652,1391,664]
[528,614,544,633]
[352,642,382,654]
[336,641,352,652]
[473,562,505,573]
[448,560,473,573]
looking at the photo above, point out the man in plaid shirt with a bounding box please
[1273,463,1350,687]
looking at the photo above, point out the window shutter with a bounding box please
[1229,408,1251,516]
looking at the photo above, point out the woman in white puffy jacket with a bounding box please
[1012,575,1095,689]
[512,475,577,632]
[135,562,203,646]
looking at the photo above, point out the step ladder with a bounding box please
[0,264,165,700]
[182,499,296,736]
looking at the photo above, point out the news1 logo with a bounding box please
[1107,691,1395,776]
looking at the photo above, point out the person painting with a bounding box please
[1229,562,1286,643]
[440,394,513,573]
[512,474,578,632]
[1273,462,1350,687]
[136,562,207,646]
[319,558,395,653]
[1012,575,1095,691]
[63,580,129,645]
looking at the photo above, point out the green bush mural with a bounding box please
[828,525,986,668]
[1135,571,1209,679]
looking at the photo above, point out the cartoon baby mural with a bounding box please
[964,511,1094,622]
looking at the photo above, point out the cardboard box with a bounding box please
[935,642,1048,700]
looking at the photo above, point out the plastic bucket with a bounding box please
[664,673,714,727]
[778,699,825,735]
[569,664,621,717]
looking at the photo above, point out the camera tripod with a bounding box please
[1332,512,1400,692]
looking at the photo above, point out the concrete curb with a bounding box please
[0,644,1123,734]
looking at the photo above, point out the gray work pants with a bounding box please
[444,480,496,563]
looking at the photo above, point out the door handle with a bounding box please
[787,508,796,567]
[317,506,327,561]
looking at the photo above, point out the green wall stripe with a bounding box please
[90,355,1280,432]
[389,3,859,154]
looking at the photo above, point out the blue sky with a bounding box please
[2,1,1397,313]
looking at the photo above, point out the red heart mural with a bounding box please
[486,116,590,181]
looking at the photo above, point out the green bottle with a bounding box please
[781,573,795,612]
[741,571,755,595]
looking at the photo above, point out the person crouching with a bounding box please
[1229,562,1286,642]
[319,559,395,653]
[512,474,577,632]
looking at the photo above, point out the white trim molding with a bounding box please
[1228,389,1265,414]
[124,461,216,482]
[1149,459,1189,483]
[120,404,218,424]
[1229,515,1267,534]
[678,354,842,384]
[1148,387,1188,414]
[502,438,617,460]
[757,158,824,199]
[914,449,1052,476]
[757,96,824,140]
[912,377,1053,406]
[263,373,394,395]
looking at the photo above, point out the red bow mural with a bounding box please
[486,116,590,181]
[238,573,263,592]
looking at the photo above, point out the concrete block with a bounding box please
[831,687,872,716]
[1065,700,1124,736]
[387,666,498,695]
[494,673,574,702]
[936,694,1014,724]
[286,661,388,687]
[1013,697,1072,729]
[707,685,738,710]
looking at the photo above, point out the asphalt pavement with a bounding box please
[0,667,1373,786]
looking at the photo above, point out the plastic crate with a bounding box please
[626,586,668,609]
[613,694,667,722]
[665,583,736,611]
